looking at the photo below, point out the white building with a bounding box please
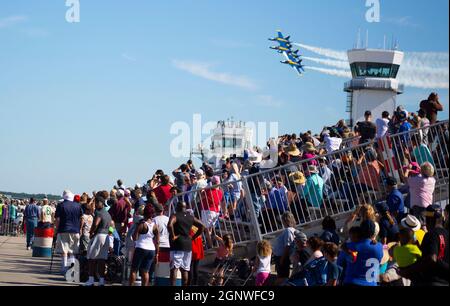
[344,48,404,127]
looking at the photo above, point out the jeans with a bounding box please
[251,194,263,218]
[26,218,38,248]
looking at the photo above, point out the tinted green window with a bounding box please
[350,62,400,78]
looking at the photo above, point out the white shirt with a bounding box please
[153,215,170,248]
[135,221,156,251]
[256,255,272,274]
[324,135,342,153]
[376,118,390,139]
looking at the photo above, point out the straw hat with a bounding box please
[285,144,300,157]
[303,142,316,153]
[289,171,306,185]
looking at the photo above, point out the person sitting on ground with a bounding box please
[290,230,312,277]
[400,215,426,246]
[399,204,449,286]
[322,242,343,286]
[320,216,340,245]
[393,228,422,270]
[406,162,436,222]
[376,202,400,245]
[341,220,384,286]
[272,212,297,285]
[209,234,234,286]
[253,240,272,286]
[385,177,405,223]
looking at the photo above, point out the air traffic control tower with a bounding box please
[344,48,404,127]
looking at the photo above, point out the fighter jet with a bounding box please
[268,31,293,49]
[270,45,291,52]
[281,52,305,76]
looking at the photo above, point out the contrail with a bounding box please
[302,56,349,69]
[304,66,351,78]
[294,43,347,61]
[296,42,449,89]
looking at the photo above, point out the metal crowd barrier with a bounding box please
[168,120,449,246]
[0,216,24,237]
[388,120,449,206]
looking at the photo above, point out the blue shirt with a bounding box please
[55,200,82,234]
[268,187,288,212]
[387,189,404,216]
[24,203,40,220]
[342,239,384,286]
[272,227,296,257]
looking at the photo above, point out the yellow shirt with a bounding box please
[394,244,422,268]
[415,229,425,245]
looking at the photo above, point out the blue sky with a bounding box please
[0,0,448,195]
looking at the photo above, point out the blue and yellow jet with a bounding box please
[269,31,305,76]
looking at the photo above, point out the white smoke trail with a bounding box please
[296,43,449,89]
[294,43,347,61]
[304,66,351,78]
[302,56,349,69]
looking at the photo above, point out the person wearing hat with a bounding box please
[355,110,377,144]
[289,230,310,274]
[400,215,425,245]
[285,143,301,162]
[399,204,449,286]
[55,190,82,274]
[384,177,405,223]
[321,128,343,154]
[302,165,324,209]
[407,162,436,222]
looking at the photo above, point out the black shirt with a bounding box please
[419,227,449,286]
[170,211,194,252]
[356,121,377,144]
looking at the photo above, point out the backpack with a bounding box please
[289,257,329,286]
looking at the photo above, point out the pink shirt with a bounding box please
[408,175,436,208]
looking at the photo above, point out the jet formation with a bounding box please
[269,31,304,76]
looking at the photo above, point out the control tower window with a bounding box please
[350,62,400,78]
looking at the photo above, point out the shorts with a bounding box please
[131,248,155,272]
[87,234,110,260]
[255,272,270,286]
[170,251,192,271]
[201,210,219,229]
[274,256,291,278]
[56,233,80,255]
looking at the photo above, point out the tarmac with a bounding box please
[0,235,75,286]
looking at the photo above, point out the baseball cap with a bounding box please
[294,230,308,243]
[385,177,398,186]
[424,204,443,219]
[364,110,372,117]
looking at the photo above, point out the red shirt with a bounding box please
[153,184,172,206]
[201,188,223,212]
[190,229,204,261]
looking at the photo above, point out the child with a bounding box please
[393,228,422,268]
[209,234,234,286]
[322,242,343,286]
[254,240,272,286]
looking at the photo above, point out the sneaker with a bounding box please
[83,280,95,287]
[26,246,30,250]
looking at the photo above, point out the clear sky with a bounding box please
[1,0,448,195]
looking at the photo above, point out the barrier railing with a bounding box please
[169,120,449,246]
[389,120,449,205]
[166,178,257,252]
[0,216,24,237]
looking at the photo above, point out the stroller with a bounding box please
[209,257,254,286]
